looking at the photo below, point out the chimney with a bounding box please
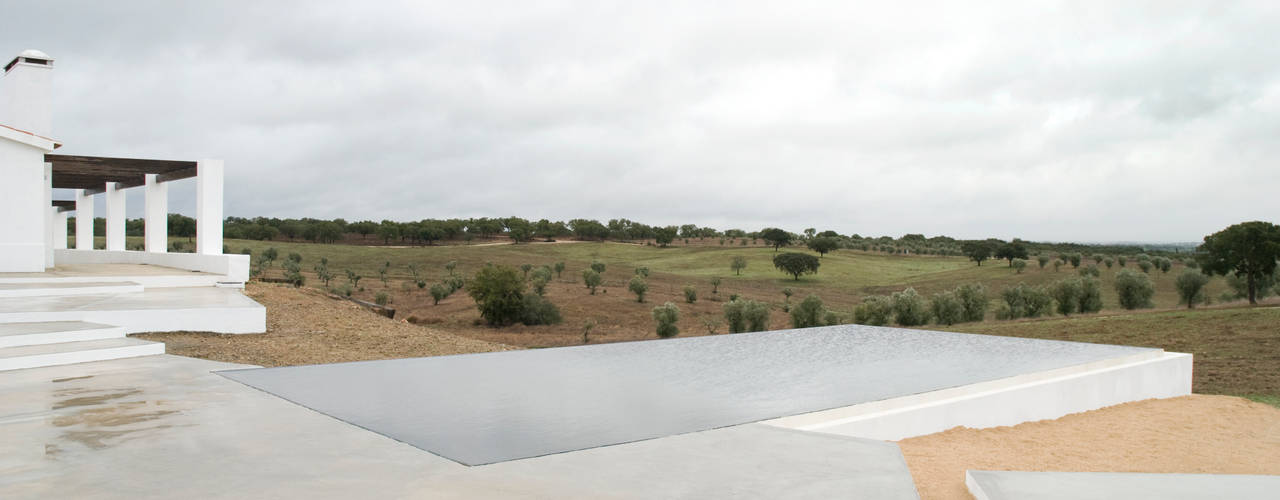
[2,49,54,137]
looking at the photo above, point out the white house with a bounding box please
[0,49,264,372]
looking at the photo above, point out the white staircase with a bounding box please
[0,321,164,371]
[0,281,144,298]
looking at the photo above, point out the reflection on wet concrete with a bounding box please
[44,382,187,455]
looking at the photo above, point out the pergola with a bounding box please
[45,154,223,255]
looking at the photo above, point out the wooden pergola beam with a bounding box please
[45,154,197,190]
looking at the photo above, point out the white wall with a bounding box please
[0,139,48,271]
[766,351,1193,441]
[54,249,250,283]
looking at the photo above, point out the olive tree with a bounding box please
[652,302,681,338]
[1175,269,1210,309]
[790,295,827,328]
[628,275,648,303]
[467,265,526,325]
[1114,269,1155,310]
[730,256,748,275]
[772,252,820,280]
[582,269,602,294]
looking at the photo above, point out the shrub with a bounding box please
[1053,260,1062,272]
[628,276,648,303]
[519,294,563,325]
[710,276,722,296]
[1104,257,1114,269]
[446,275,465,292]
[999,283,1052,319]
[262,247,279,262]
[445,261,457,276]
[530,267,552,296]
[374,291,390,306]
[468,265,526,326]
[1156,257,1172,273]
[1069,254,1082,268]
[790,295,826,329]
[1114,269,1155,310]
[429,283,449,305]
[723,300,747,333]
[730,256,748,275]
[1117,256,1127,267]
[241,247,252,255]
[744,300,771,332]
[1078,278,1103,314]
[1175,269,1211,309]
[891,288,930,326]
[1092,255,1103,265]
[553,261,566,278]
[1185,259,1199,270]
[853,296,893,326]
[823,310,841,326]
[582,269,602,294]
[335,284,353,297]
[1138,260,1153,273]
[590,260,606,274]
[683,285,697,304]
[930,291,964,325]
[520,263,533,279]
[1012,259,1027,273]
[633,266,650,278]
[1079,264,1100,278]
[1037,255,1050,268]
[1048,279,1082,316]
[652,302,680,338]
[955,283,988,322]
[772,252,821,280]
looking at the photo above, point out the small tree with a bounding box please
[1053,259,1063,272]
[520,263,533,279]
[468,265,526,325]
[345,269,361,288]
[445,261,457,276]
[710,276,722,296]
[374,291,390,306]
[378,261,390,287]
[581,319,596,344]
[853,296,893,326]
[654,226,677,247]
[683,284,697,304]
[1093,255,1103,265]
[430,283,449,305]
[1078,278,1103,314]
[790,295,826,328]
[744,300,771,331]
[1037,255,1050,269]
[628,275,648,303]
[590,260,607,274]
[530,267,551,296]
[773,252,820,280]
[995,241,1029,266]
[1049,279,1082,316]
[582,269,602,295]
[1069,254,1082,268]
[806,237,840,258]
[961,241,994,266]
[1114,269,1155,310]
[891,288,930,326]
[553,261,566,278]
[723,299,747,333]
[955,283,988,322]
[1012,259,1028,274]
[1175,269,1210,309]
[287,252,303,264]
[652,302,680,338]
[930,291,964,326]
[1138,260,1153,273]
[1104,257,1114,269]
[730,256,748,275]
[760,228,792,251]
[1117,256,1128,267]
[634,266,650,277]
[1079,264,1100,278]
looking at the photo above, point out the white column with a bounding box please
[104,181,126,251]
[75,188,94,250]
[54,210,68,249]
[43,162,53,267]
[144,174,168,253]
[196,159,224,255]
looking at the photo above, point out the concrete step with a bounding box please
[0,321,126,348]
[0,287,266,334]
[0,281,143,298]
[0,337,164,372]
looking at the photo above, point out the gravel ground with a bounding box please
[135,283,515,367]
[898,394,1280,500]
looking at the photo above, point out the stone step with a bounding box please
[0,281,143,298]
[0,320,126,348]
[0,337,164,372]
[0,286,265,334]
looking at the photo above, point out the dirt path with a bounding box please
[898,394,1280,499]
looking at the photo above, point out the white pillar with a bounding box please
[196,159,224,255]
[75,188,94,250]
[43,162,53,267]
[54,210,68,249]
[104,181,126,251]
[144,174,168,253]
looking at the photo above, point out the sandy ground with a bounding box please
[136,283,515,367]
[898,394,1280,500]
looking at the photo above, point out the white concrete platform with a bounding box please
[0,321,125,348]
[0,264,225,288]
[0,355,922,499]
[966,470,1280,500]
[0,287,266,334]
[0,281,142,298]
[765,350,1192,441]
[0,337,163,372]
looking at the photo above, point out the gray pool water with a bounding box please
[218,324,1155,465]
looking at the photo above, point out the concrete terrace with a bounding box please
[0,355,921,500]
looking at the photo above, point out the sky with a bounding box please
[2,1,1278,242]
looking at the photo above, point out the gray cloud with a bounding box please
[5,1,1279,242]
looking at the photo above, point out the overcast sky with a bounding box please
[4,1,1278,242]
